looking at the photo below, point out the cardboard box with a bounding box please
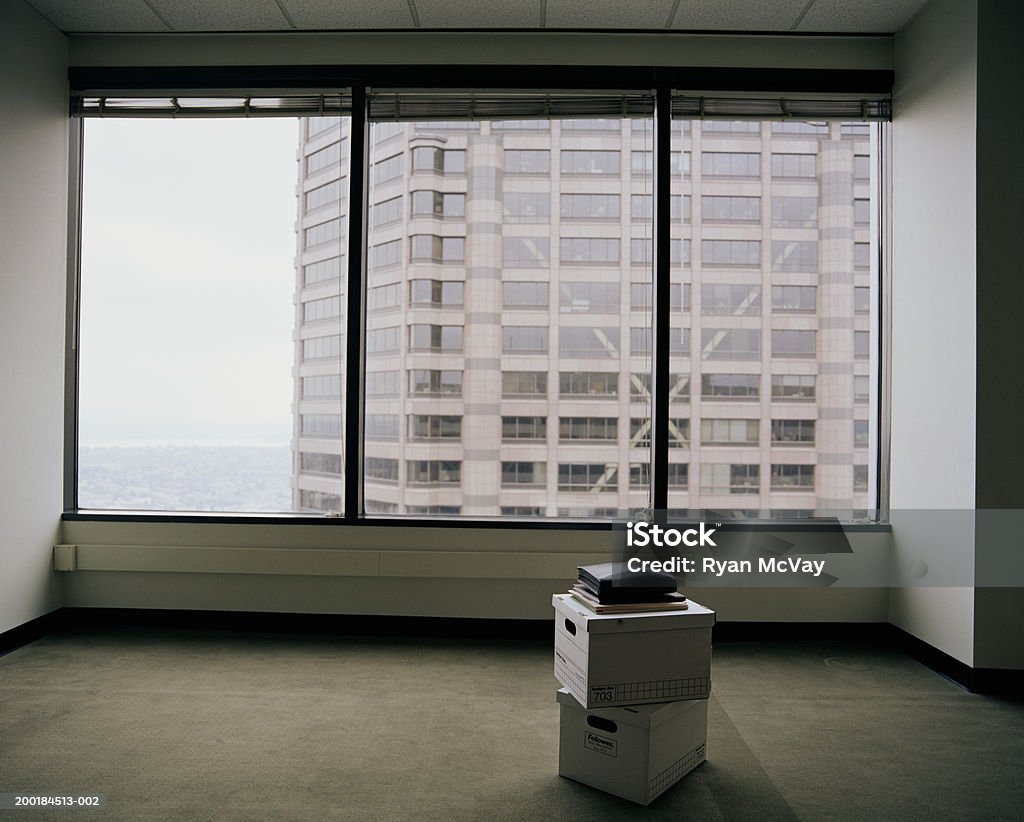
[557,688,708,806]
[553,593,715,709]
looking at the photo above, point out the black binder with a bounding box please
[577,562,677,604]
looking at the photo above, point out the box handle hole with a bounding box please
[587,716,617,734]
[564,618,577,636]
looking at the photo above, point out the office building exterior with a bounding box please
[292,114,875,519]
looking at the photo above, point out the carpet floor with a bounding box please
[1,624,1021,821]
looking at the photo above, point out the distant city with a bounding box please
[78,445,292,512]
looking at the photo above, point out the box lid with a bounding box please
[553,593,716,633]
[556,688,703,730]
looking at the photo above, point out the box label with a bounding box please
[584,732,617,758]
[589,685,617,703]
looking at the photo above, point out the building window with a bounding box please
[502,371,548,397]
[367,326,400,354]
[771,419,816,445]
[410,279,464,307]
[301,414,342,438]
[502,281,549,309]
[561,194,620,220]
[411,191,465,218]
[561,327,620,358]
[302,335,341,361]
[368,283,401,311]
[412,147,465,173]
[366,370,400,397]
[772,285,816,313]
[306,179,343,211]
[502,416,547,441]
[501,461,546,486]
[772,374,816,400]
[365,457,399,483]
[372,195,403,227]
[701,329,760,360]
[410,235,465,263]
[504,149,550,174]
[560,417,617,441]
[302,374,342,398]
[560,372,617,397]
[701,464,760,494]
[771,153,816,178]
[410,369,462,396]
[702,152,760,177]
[702,195,760,222]
[854,419,869,447]
[558,463,618,491]
[409,415,462,440]
[366,414,399,440]
[303,295,342,323]
[503,326,548,353]
[630,463,650,489]
[772,241,818,273]
[772,330,816,357]
[406,460,461,485]
[771,464,815,490]
[304,256,342,286]
[702,284,762,316]
[854,464,869,491]
[854,331,871,358]
[702,239,760,267]
[558,282,619,313]
[307,141,342,174]
[668,464,689,488]
[855,287,871,313]
[370,239,401,269]
[304,218,342,249]
[503,237,550,268]
[559,238,620,264]
[702,373,759,399]
[409,324,463,352]
[561,150,619,175]
[373,153,403,184]
[504,192,550,223]
[300,452,342,475]
[771,196,818,228]
[701,419,759,445]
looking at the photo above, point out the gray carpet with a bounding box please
[1,626,1021,821]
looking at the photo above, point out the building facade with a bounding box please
[292,114,875,519]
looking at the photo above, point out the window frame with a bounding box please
[65,65,892,530]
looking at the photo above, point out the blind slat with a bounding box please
[72,93,352,118]
[369,90,654,121]
[671,94,891,121]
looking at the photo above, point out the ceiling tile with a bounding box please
[546,0,676,29]
[284,0,416,29]
[415,0,539,28]
[25,0,169,32]
[796,0,930,33]
[149,0,290,31]
[670,0,809,31]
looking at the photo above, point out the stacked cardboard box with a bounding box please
[552,593,716,806]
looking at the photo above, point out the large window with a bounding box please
[74,87,884,523]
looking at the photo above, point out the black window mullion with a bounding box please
[344,86,369,521]
[651,84,671,512]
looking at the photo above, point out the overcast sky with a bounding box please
[78,118,304,446]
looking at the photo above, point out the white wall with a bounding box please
[0,0,68,634]
[889,0,978,664]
